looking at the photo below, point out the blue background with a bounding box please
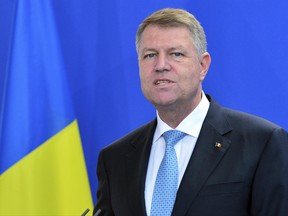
[1,0,287,204]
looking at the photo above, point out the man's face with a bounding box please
[138,25,210,111]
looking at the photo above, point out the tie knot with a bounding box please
[163,130,186,147]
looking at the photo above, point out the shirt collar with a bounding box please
[154,92,210,142]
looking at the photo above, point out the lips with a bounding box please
[154,79,174,85]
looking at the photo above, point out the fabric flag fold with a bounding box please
[0,0,93,214]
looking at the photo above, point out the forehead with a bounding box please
[142,24,190,39]
[139,25,194,52]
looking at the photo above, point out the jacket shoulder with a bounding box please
[207,94,284,133]
[102,119,157,153]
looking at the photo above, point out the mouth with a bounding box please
[154,79,174,85]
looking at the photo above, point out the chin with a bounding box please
[152,99,177,108]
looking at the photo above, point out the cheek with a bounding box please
[139,71,147,83]
[139,72,151,91]
[139,64,147,78]
[179,71,201,90]
[182,63,203,81]
[180,71,196,83]
[140,66,153,82]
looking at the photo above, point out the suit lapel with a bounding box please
[173,96,233,216]
[125,120,157,216]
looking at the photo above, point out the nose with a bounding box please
[155,53,171,72]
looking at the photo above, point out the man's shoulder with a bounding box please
[223,106,280,131]
[207,94,284,133]
[102,119,157,152]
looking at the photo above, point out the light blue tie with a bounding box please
[150,130,186,216]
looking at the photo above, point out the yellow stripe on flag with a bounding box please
[0,120,93,215]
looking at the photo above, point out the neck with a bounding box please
[158,110,190,129]
[157,97,202,128]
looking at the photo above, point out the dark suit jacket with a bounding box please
[94,95,288,216]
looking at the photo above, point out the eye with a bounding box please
[171,52,183,57]
[144,53,157,59]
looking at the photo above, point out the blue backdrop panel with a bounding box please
[1,0,287,203]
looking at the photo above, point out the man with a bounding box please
[94,8,288,216]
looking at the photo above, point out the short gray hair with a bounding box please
[136,8,207,57]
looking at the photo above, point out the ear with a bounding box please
[199,52,211,80]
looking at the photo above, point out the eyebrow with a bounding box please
[141,46,185,55]
[140,48,156,55]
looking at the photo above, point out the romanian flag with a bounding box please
[0,1,93,215]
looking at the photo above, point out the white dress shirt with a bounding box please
[145,93,210,215]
